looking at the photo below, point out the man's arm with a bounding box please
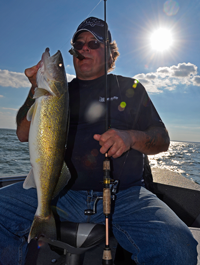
[16,62,41,142]
[16,87,35,142]
[93,126,170,158]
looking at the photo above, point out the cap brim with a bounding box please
[72,29,104,43]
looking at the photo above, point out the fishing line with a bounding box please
[86,0,103,18]
[59,0,103,52]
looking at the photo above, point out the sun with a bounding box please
[150,28,173,52]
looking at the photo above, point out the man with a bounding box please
[0,17,197,265]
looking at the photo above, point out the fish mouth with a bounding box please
[36,48,65,97]
[42,48,62,68]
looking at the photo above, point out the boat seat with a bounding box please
[38,221,105,265]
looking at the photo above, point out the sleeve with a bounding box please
[135,82,165,131]
[117,76,166,131]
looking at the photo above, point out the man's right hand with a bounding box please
[24,61,41,88]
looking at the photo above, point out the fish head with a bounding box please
[36,48,67,97]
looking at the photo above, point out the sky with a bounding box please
[0,0,200,142]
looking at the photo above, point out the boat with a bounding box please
[1,168,200,265]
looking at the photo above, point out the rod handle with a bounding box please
[103,188,111,215]
[102,248,113,265]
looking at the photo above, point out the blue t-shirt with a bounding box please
[65,74,165,191]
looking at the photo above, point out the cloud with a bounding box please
[157,67,171,76]
[146,73,157,80]
[133,62,200,93]
[66,73,75,82]
[0,69,29,88]
[2,107,18,111]
[193,76,200,86]
[0,63,199,94]
[171,63,197,78]
[0,69,76,88]
[134,73,162,93]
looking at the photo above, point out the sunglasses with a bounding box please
[73,40,101,50]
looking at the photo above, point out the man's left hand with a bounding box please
[93,129,132,158]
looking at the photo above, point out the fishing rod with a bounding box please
[68,2,117,263]
[102,1,113,264]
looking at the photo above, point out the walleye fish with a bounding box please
[23,48,71,243]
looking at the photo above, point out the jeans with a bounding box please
[0,182,198,265]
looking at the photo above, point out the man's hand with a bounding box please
[93,129,133,158]
[24,61,41,88]
[94,127,170,158]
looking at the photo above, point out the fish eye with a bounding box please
[58,63,63,68]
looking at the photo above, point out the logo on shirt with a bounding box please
[99,96,118,102]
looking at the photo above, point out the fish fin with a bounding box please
[23,168,36,189]
[33,87,50,99]
[52,162,71,199]
[26,104,35,122]
[28,213,56,244]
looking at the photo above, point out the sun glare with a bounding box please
[150,28,173,52]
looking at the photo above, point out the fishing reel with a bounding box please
[84,180,119,216]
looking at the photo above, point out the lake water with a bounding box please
[0,128,199,185]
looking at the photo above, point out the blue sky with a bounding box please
[0,0,200,142]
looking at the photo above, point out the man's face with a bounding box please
[73,32,105,80]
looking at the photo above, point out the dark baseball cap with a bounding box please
[72,17,112,43]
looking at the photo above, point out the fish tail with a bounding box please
[28,212,56,244]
